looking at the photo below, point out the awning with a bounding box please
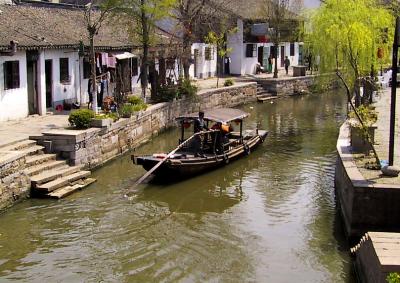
[114,52,137,60]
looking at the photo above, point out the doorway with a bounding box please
[280,46,285,67]
[27,51,39,115]
[45,60,53,109]
[258,46,264,66]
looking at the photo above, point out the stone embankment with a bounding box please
[0,82,256,211]
[32,83,257,169]
[0,140,94,210]
[351,232,400,282]
[335,122,400,239]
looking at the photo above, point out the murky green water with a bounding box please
[0,92,354,282]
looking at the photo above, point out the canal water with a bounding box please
[0,91,354,282]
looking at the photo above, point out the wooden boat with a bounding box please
[131,108,268,180]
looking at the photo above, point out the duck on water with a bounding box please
[131,108,268,180]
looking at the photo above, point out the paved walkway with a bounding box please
[374,87,400,167]
[0,68,305,148]
[0,113,69,148]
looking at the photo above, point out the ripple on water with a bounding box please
[0,91,353,282]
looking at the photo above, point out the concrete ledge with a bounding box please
[335,121,400,239]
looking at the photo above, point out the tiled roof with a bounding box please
[0,3,133,50]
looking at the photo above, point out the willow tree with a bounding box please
[308,0,394,165]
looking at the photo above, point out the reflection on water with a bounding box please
[0,91,354,282]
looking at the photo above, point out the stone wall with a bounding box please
[257,76,316,96]
[34,83,257,169]
[0,153,30,211]
[335,122,400,240]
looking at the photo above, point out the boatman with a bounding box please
[193,111,208,157]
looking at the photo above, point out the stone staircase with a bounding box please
[256,82,277,103]
[0,139,95,199]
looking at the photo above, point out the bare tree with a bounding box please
[84,0,115,112]
[262,0,302,78]
[174,0,232,79]
[115,0,175,101]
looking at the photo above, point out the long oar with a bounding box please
[126,129,216,195]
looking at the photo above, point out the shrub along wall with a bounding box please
[34,83,257,169]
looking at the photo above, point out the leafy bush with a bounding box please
[224,79,234,87]
[387,273,400,283]
[133,104,147,112]
[156,85,179,102]
[178,78,198,98]
[68,109,95,129]
[127,95,143,105]
[119,104,136,118]
[349,105,377,127]
[95,113,119,122]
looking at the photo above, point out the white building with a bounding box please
[0,3,143,121]
[227,19,303,75]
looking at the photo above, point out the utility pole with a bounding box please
[389,17,400,166]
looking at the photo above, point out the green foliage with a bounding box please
[119,101,147,118]
[68,109,95,129]
[387,273,400,283]
[155,79,198,102]
[224,79,234,87]
[127,95,144,105]
[119,104,136,118]
[349,105,377,127]
[308,0,394,90]
[95,112,119,122]
[178,78,198,98]
[204,27,237,59]
[156,85,178,102]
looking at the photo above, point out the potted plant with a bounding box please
[349,105,378,153]
[91,114,113,128]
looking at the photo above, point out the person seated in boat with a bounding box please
[210,122,231,153]
[193,111,208,157]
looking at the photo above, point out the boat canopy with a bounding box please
[177,108,249,124]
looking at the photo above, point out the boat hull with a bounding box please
[132,131,268,179]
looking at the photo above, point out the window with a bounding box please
[290,43,295,56]
[3,61,20,90]
[83,58,91,79]
[132,58,138,76]
[270,46,277,58]
[246,44,257,58]
[205,47,213,61]
[59,58,70,83]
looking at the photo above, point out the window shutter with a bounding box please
[290,43,295,56]
[12,61,20,89]
[3,62,6,89]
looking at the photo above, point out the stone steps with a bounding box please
[21,145,45,156]
[0,139,37,152]
[47,178,96,199]
[24,160,67,177]
[1,137,95,200]
[258,95,278,103]
[25,154,57,167]
[35,171,92,193]
[31,165,81,186]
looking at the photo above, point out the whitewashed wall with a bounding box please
[42,49,80,107]
[189,43,217,79]
[227,19,244,75]
[228,18,302,75]
[0,52,28,121]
